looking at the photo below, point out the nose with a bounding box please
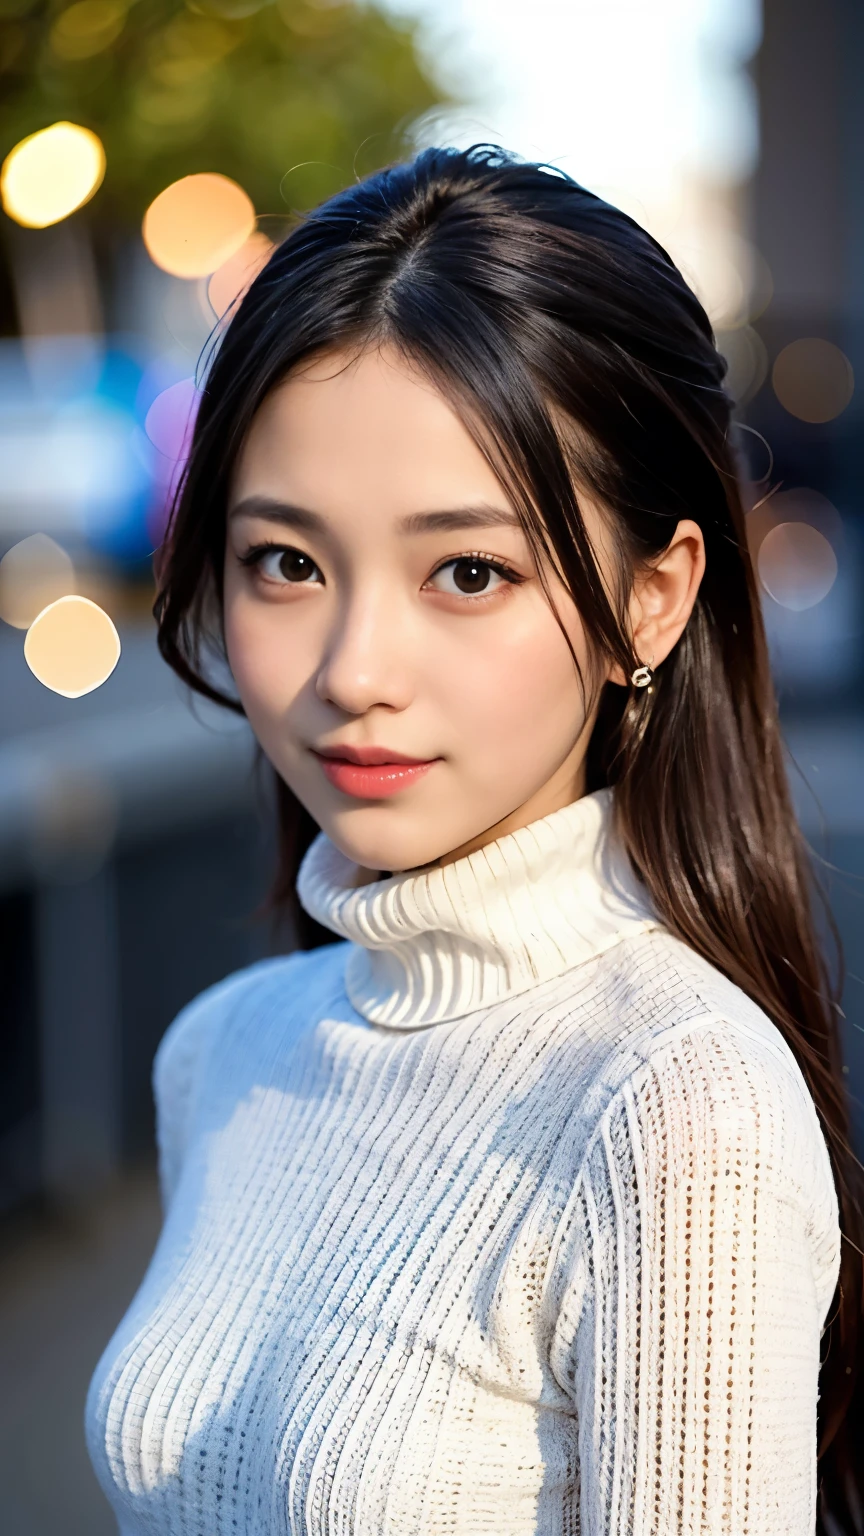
[314,587,415,715]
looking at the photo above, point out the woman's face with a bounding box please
[223,344,610,874]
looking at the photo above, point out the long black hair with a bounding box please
[153,145,863,1529]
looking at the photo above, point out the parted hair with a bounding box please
[153,145,863,1530]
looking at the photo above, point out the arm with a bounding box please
[549,1024,841,1535]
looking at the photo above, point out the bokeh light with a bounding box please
[24,594,121,697]
[49,0,128,61]
[0,534,77,629]
[746,486,844,560]
[208,231,274,318]
[0,121,106,229]
[142,173,256,278]
[144,376,199,460]
[772,338,854,423]
[757,522,838,611]
[143,377,201,545]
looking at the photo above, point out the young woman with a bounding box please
[86,147,863,1534]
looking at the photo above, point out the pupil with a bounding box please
[280,550,313,582]
[453,559,490,594]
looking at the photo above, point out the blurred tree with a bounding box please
[0,0,448,225]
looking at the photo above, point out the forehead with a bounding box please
[231,345,508,515]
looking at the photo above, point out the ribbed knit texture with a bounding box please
[85,787,841,1535]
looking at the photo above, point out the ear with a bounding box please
[607,519,706,686]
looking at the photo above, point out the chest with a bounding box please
[85,1010,604,1533]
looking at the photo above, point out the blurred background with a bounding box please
[0,0,862,1530]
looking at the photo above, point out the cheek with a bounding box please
[222,589,309,721]
[429,600,588,763]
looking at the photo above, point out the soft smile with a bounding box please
[311,744,440,800]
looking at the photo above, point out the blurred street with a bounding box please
[0,1163,161,1536]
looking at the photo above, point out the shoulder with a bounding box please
[583,930,840,1250]
[153,942,350,1098]
[543,932,842,1322]
[151,942,351,1211]
[579,925,811,1090]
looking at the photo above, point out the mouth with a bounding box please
[310,744,440,800]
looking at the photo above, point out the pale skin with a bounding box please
[223,344,705,876]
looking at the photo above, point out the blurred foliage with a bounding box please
[0,0,447,224]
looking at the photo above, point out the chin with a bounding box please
[320,807,458,876]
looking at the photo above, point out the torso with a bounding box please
[85,932,839,1535]
[85,793,841,1535]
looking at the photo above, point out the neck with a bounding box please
[297,788,661,1029]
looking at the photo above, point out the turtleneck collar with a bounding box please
[296,787,661,1029]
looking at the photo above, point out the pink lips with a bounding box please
[311,744,439,800]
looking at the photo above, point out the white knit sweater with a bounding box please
[85,787,841,1535]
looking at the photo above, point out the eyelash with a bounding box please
[237,541,524,599]
[238,542,309,571]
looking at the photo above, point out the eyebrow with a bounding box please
[228,495,521,536]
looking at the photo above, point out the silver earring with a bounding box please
[630,656,654,688]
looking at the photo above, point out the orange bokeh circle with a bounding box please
[143,173,256,279]
[24,594,121,697]
[208,231,274,318]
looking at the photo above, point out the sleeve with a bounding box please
[548,1023,842,1536]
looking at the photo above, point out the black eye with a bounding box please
[248,544,324,587]
[428,557,509,599]
[279,550,317,582]
[450,558,492,594]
